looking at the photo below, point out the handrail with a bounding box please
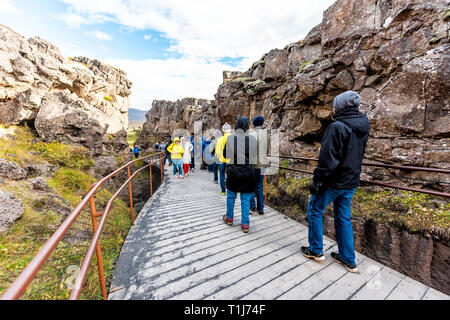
[1,152,165,300]
[274,155,450,174]
[278,166,450,198]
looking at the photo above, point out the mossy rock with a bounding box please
[299,58,318,73]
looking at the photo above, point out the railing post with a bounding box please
[127,165,135,225]
[264,173,267,205]
[88,196,107,300]
[149,157,153,197]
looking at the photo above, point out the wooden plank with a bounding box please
[109,167,449,300]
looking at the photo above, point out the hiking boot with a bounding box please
[301,246,325,262]
[331,252,358,273]
[220,191,226,195]
[241,224,249,233]
[250,207,256,214]
[223,214,233,226]
[258,211,264,215]
[214,180,218,184]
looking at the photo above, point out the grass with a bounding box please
[0,125,136,299]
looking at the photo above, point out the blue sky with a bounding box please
[0,0,335,110]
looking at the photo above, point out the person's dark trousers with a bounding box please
[165,151,172,166]
[208,164,213,172]
[307,187,357,265]
[212,162,218,182]
[250,169,264,213]
[190,156,195,169]
[134,153,139,159]
[219,163,226,193]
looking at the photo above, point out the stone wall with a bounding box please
[138,0,449,190]
[0,24,133,155]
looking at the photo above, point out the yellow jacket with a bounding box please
[167,143,184,160]
[215,133,231,163]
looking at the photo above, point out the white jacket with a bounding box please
[182,142,193,164]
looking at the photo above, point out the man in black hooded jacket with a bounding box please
[222,117,257,233]
[301,91,370,273]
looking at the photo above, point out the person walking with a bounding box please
[215,123,232,195]
[301,91,370,273]
[159,141,167,165]
[165,140,173,166]
[209,134,219,184]
[249,115,269,215]
[167,137,184,178]
[190,136,196,172]
[181,137,193,177]
[132,145,140,158]
[222,117,257,234]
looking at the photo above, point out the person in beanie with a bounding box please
[301,91,369,273]
[222,117,257,233]
[249,115,269,215]
[215,123,232,195]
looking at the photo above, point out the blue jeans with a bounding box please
[165,152,172,165]
[219,163,226,192]
[172,159,183,175]
[250,169,264,213]
[307,187,356,265]
[212,162,218,182]
[226,190,252,227]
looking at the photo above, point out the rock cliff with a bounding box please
[136,97,217,149]
[138,0,449,190]
[0,25,132,155]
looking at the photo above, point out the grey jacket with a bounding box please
[250,126,270,169]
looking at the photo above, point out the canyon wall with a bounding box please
[0,24,133,155]
[138,0,450,190]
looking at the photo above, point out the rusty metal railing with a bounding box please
[1,152,166,300]
[275,157,450,198]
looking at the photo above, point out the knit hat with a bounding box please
[253,115,264,127]
[333,91,361,112]
[174,137,180,142]
[222,122,232,133]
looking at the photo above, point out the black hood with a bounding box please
[235,117,250,132]
[334,108,370,136]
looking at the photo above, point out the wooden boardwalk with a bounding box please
[108,167,449,300]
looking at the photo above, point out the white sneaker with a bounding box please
[180,175,184,179]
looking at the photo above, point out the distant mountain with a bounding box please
[128,108,147,122]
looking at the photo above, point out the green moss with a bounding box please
[0,125,139,299]
[267,173,449,238]
[32,142,94,169]
[443,9,450,21]
[271,95,282,104]
[299,58,318,73]
[48,168,95,206]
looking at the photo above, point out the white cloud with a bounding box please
[0,0,21,15]
[144,34,152,40]
[60,0,334,64]
[58,12,89,29]
[84,30,113,41]
[59,0,335,108]
[108,57,236,110]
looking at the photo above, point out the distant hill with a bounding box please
[128,108,147,122]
